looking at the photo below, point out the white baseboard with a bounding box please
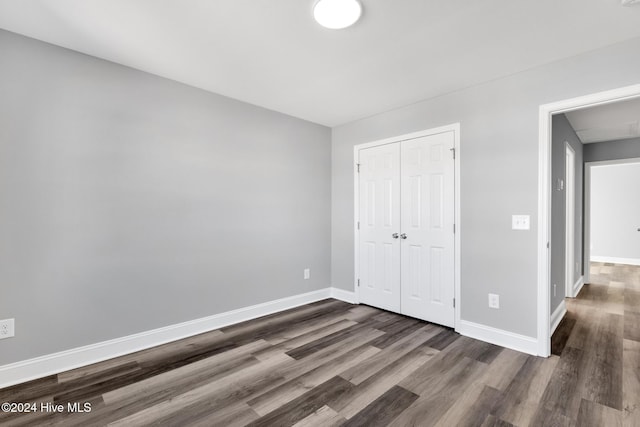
[330,287,357,304]
[550,300,567,336]
[456,320,538,356]
[0,288,339,389]
[572,276,584,297]
[591,256,640,266]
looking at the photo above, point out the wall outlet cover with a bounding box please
[488,294,500,309]
[0,319,15,339]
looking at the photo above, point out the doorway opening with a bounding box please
[538,83,640,356]
[585,158,640,270]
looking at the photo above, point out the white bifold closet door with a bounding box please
[358,131,455,327]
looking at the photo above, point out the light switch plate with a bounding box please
[512,215,530,230]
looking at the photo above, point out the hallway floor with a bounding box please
[551,262,640,426]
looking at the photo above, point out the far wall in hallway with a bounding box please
[590,161,640,265]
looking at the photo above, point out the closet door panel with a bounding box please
[358,143,401,312]
[400,132,455,326]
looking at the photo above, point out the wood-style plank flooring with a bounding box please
[549,262,640,427]
[1,262,638,426]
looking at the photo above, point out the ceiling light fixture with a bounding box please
[313,0,362,29]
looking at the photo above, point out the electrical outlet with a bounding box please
[0,319,15,339]
[488,294,500,309]
[304,268,310,280]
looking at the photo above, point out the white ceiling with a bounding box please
[1,1,640,126]
[565,97,640,144]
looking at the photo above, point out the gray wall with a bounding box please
[550,114,583,314]
[332,36,640,338]
[591,162,640,262]
[584,137,640,162]
[0,30,331,365]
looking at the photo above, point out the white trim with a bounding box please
[586,158,640,167]
[457,320,539,356]
[353,144,361,304]
[454,126,462,330]
[565,143,576,299]
[353,123,461,329]
[538,83,640,357]
[573,276,585,297]
[353,124,460,151]
[590,256,640,266]
[550,300,567,336]
[330,287,357,304]
[538,97,552,357]
[584,163,592,285]
[0,288,338,389]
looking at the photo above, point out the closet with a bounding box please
[357,130,455,327]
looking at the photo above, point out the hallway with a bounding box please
[550,262,640,426]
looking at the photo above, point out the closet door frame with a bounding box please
[353,123,461,330]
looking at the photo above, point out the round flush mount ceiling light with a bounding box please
[313,0,362,29]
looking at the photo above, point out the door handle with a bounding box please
[392,233,399,239]
[400,233,407,239]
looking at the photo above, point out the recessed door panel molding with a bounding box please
[358,143,401,312]
[430,143,443,163]
[430,173,444,230]
[383,179,393,227]
[357,129,455,328]
[383,242,394,293]
[430,246,444,304]
[409,175,422,228]
[408,244,423,299]
[365,180,376,226]
[363,241,376,289]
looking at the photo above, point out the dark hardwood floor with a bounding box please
[1,262,638,426]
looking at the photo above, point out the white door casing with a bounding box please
[400,133,455,326]
[358,143,401,312]
[565,143,575,298]
[538,83,640,357]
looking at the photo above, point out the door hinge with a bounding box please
[547,242,550,249]
[356,163,361,173]
[357,279,360,287]
[453,223,456,234]
[453,298,456,308]
[450,147,456,159]
[357,221,360,230]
